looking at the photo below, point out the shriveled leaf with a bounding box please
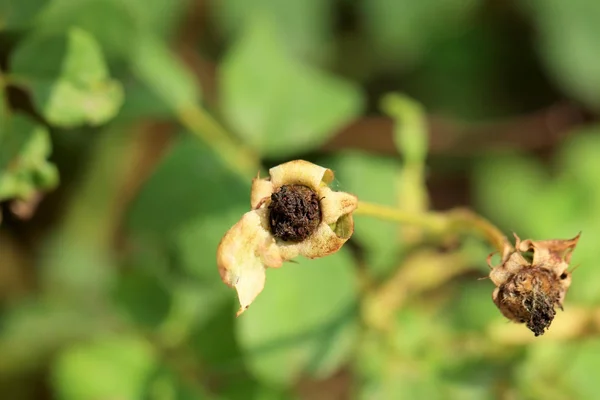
[221,16,363,157]
[9,27,124,127]
[236,249,358,386]
[0,113,58,201]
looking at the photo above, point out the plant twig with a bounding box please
[176,105,260,179]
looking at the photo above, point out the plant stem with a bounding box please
[177,105,260,179]
[355,201,510,254]
[356,201,511,331]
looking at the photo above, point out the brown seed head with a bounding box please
[268,185,321,242]
[488,233,580,336]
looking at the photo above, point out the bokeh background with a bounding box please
[1,0,600,399]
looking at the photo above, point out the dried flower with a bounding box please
[217,160,358,316]
[488,232,581,336]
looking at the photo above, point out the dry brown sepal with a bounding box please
[488,232,581,336]
[217,160,358,316]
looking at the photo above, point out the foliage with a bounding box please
[2,0,600,399]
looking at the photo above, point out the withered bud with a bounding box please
[488,233,580,336]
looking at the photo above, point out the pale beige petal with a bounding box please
[269,160,334,191]
[278,214,355,260]
[217,210,282,316]
[250,175,273,209]
[318,187,358,224]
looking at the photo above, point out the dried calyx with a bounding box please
[488,233,580,336]
[217,160,358,316]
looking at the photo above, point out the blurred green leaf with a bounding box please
[236,249,358,386]
[210,0,332,63]
[360,0,481,68]
[0,302,111,376]
[474,128,600,304]
[382,93,428,166]
[221,16,363,157]
[114,269,172,329]
[447,282,500,333]
[521,0,600,109]
[515,339,600,399]
[0,113,58,201]
[52,334,158,400]
[128,134,248,238]
[117,73,173,122]
[130,35,200,111]
[0,0,49,30]
[35,0,188,59]
[10,27,124,127]
[324,151,402,276]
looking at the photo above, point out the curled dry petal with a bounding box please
[269,159,334,190]
[217,210,283,316]
[217,160,358,316]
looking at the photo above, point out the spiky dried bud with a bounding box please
[488,233,580,336]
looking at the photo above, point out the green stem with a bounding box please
[355,201,509,254]
[177,105,260,179]
[356,201,511,331]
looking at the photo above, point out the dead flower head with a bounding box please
[488,232,581,336]
[217,160,358,316]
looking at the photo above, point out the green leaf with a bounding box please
[356,311,450,400]
[51,334,158,400]
[0,302,111,376]
[35,0,189,59]
[381,93,428,166]
[360,0,482,68]
[515,339,600,399]
[127,133,249,286]
[129,35,200,111]
[221,16,363,157]
[520,0,600,109]
[9,27,124,128]
[113,269,172,329]
[323,151,403,276]
[0,0,49,30]
[236,249,358,387]
[210,0,333,63]
[0,113,58,201]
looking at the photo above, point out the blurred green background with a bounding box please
[1,0,600,399]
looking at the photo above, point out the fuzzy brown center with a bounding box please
[268,185,321,242]
[497,268,561,336]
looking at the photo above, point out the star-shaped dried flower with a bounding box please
[217,160,358,316]
[488,232,581,336]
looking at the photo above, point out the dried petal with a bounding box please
[278,214,355,260]
[250,173,273,209]
[269,160,334,191]
[217,210,283,316]
[319,187,358,224]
